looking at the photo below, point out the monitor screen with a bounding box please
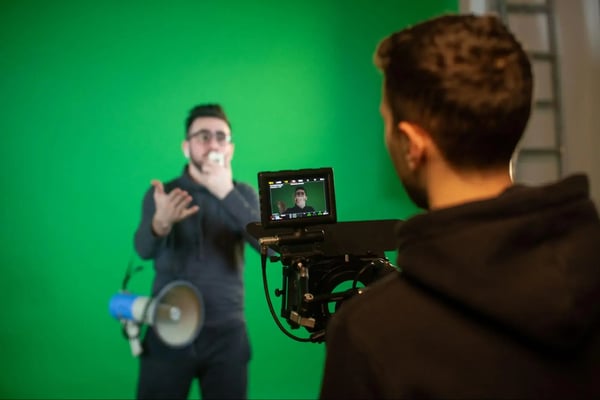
[258,167,337,229]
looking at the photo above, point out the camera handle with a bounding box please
[259,228,325,250]
[283,257,316,329]
[260,251,326,343]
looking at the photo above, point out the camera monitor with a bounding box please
[258,167,337,229]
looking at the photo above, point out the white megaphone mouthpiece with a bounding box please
[109,280,204,356]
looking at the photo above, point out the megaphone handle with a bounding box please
[129,337,142,357]
[124,320,143,357]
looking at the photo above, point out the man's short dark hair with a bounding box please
[294,187,306,195]
[375,14,533,169]
[185,104,231,135]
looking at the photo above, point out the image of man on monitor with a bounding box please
[284,187,315,214]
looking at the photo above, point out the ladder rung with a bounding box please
[535,100,556,109]
[506,3,550,14]
[529,51,555,62]
[518,147,562,156]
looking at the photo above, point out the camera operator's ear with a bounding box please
[398,121,428,170]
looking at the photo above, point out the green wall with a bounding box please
[0,1,457,398]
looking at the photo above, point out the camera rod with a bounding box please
[259,228,325,253]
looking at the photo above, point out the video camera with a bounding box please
[247,167,401,343]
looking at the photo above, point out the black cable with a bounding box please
[352,260,375,289]
[260,249,312,343]
[121,257,144,291]
[119,256,146,340]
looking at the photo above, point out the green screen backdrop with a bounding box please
[0,1,457,398]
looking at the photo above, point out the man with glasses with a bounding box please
[284,187,315,214]
[134,104,260,399]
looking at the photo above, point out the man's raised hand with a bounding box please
[151,179,199,236]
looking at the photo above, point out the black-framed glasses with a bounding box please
[187,129,232,145]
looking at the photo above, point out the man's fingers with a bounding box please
[152,182,198,223]
[181,205,200,219]
[173,193,195,214]
[169,190,191,209]
[165,187,183,199]
[166,191,197,219]
[151,179,164,195]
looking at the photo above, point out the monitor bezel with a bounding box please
[257,167,337,230]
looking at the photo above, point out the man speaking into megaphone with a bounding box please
[132,104,262,400]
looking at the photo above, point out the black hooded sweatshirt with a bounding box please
[320,174,600,399]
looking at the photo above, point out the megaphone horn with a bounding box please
[109,280,204,352]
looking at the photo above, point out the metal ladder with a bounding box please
[493,0,564,184]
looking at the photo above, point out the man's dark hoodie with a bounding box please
[320,174,600,399]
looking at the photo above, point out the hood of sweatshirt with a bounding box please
[396,174,600,354]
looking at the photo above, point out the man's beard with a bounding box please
[190,156,204,172]
[188,147,206,172]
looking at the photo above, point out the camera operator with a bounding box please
[320,14,600,399]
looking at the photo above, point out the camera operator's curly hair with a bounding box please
[375,14,533,169]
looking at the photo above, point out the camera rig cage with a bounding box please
[248,167,401,343]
